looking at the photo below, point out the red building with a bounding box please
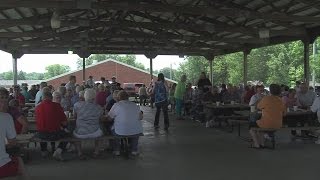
[46,59,176,88]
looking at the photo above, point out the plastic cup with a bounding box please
[64,111,69,118]
[293,106,298,112]
[287,107,290,112]
[231,101,235,105]
[250,106,256,112]
[216,102,220,106]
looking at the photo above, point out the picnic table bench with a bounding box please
[17,133,144,159]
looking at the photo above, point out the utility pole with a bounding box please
[313,42,317,89]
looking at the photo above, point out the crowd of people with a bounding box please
[3,70,320,178]
[0,75,144,178]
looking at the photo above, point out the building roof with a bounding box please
[0,80,41,87]
[0,1,320,58]
[45,59,177,83]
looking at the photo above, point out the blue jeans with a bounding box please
[175,99,183,116]
[111,130,139,152]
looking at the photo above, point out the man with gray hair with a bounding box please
[35,82,47,106]
[35,87,69,161]
[297,83,316,109]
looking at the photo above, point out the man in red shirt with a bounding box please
[35,87,69,161]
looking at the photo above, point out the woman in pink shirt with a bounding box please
[95,84,108,107]
[282,89,297,108]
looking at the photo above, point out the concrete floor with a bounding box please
[13,106,320,180]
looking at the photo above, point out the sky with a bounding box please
[0,50,185,73]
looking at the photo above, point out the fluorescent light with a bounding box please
[51,11,60,29]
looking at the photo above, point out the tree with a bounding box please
[25,72,45,80]
[175,56,208,84]
[159,67,176,80]
[76,54,145,70]
[2,71,13,80]
[44,64,70,79]
[18,70,26,80]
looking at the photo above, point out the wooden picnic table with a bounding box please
[204,103,250,110]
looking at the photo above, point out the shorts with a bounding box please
[73,128,104,139]
[0,157,19,178]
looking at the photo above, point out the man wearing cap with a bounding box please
[101,77,110,86]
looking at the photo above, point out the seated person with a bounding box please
[96,84,108,107]
[282,89,297,108]
[8,99,28,134]
[9,85,25,108]
[296,83,316,109]
[0,87,26,178]
[249,85,265,106]
[202,86,221,103]
[35,88,69,161]
[108,90,143,156]
[73,89,104,158]
[249,84,286,148]
[57,86,71,112]
[221,85,241,103]
[71,86,84,107]
[105,90,119,112]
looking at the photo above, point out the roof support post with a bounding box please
[205,54,215,88]
[149,58,153,81]
[82,57,86,82]
[12,52,23,86]
[145,53,157,81]
[303,40,310,86]
[12,57,18,86]
[77,51,91,84]
[243,49,251,86]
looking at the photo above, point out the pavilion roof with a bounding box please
[0,0,320,58]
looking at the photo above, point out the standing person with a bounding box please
[138,85,148,106]
[197,72,212,91]
[174,75,187,120]
[153,73,169,130]
[65,75,77,94]
[168,83,177,112]
[86,76,95,88]
[101,77,110,87]
[35,82,47,106]
[0,88,26,178]
[147,82,155,108]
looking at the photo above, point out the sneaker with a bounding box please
[113,151,120,156]
[131,151,139,156]
[53,148,64,161]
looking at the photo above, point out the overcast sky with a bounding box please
[0,50,185,73]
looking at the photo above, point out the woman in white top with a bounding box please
[73,89,104,158]
[108,90,143,156]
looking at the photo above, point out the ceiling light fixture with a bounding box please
[259,29,270,39]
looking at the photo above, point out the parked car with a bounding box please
[123,83,144,97]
